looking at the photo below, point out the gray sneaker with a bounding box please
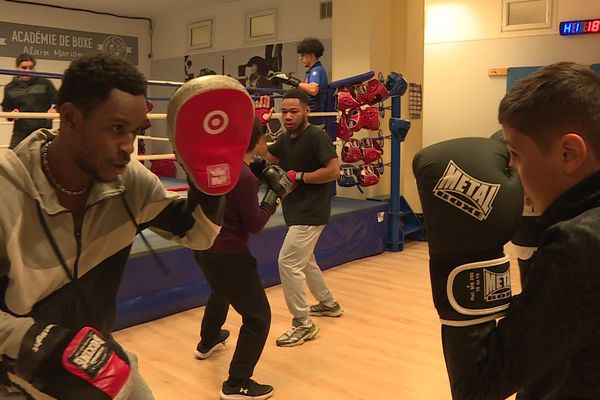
[276,322,319,347]
[309,301,343,317]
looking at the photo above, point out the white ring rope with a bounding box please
[137,135,170,141]
[0,111,341,120]
[270,111,339,118]
[0,112,167,120]
[0,112,60,119]
[0,111,347,161]
[0,111,176,161]
[136,153,175,161]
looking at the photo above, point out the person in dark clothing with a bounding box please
[1,53,58,149]
[193,117,278,400]
[264,89,342,348]
[435,62,600,399]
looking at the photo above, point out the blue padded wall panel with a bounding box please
[114,199,388,331]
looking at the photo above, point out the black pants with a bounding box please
[194,251,271,380]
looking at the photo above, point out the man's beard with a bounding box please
[74,145,130,183]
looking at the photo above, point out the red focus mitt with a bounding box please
[167,75,254,195]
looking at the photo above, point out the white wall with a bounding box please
[0,1,152,145]
[423,0,600,146]
[152,0,331,60]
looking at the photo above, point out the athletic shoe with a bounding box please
[194,329,230,359]
[309,301,344,317]
[275,321,319,347]
[220,379,273,400]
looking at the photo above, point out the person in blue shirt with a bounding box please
[269,38,329,128]
[296,38,328,127]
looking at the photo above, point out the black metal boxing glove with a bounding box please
[413,137,523,326]
[262,164,295,206]
[249,156,269,183]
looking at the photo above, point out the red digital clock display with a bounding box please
[560,19,600,35]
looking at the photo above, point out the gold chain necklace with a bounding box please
[41,141,91,196]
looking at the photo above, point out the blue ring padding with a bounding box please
[0,68,185,87]
[0,68,63,79]
[247,86,287,94]
[114,196,389,331]
[0,69,378,91]
[0,68,376,97]
[329,71,375,88]
[251,94,283,100]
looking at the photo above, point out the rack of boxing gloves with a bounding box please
[257,69,423,251]
[334,74,401,191]
[339,135,387,190]
[330,71,424,251]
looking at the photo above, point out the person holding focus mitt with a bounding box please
[0,54,253,399]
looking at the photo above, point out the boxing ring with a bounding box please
[0,68,419,330]
[120,181,388,330]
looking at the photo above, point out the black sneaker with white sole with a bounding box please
[220,379,273,400]
[194,329,230,359]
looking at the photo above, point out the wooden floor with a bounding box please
[113,241,521,400]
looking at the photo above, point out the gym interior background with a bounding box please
[0,0,598,398]
[4,0,597,211]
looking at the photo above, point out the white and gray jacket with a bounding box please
[0,129,221,362]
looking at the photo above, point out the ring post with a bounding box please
[386,76,424,251]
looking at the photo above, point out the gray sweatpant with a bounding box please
[278,224,337,326]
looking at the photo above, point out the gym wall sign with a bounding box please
[560,18,600,36]
[0,22,138,64]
